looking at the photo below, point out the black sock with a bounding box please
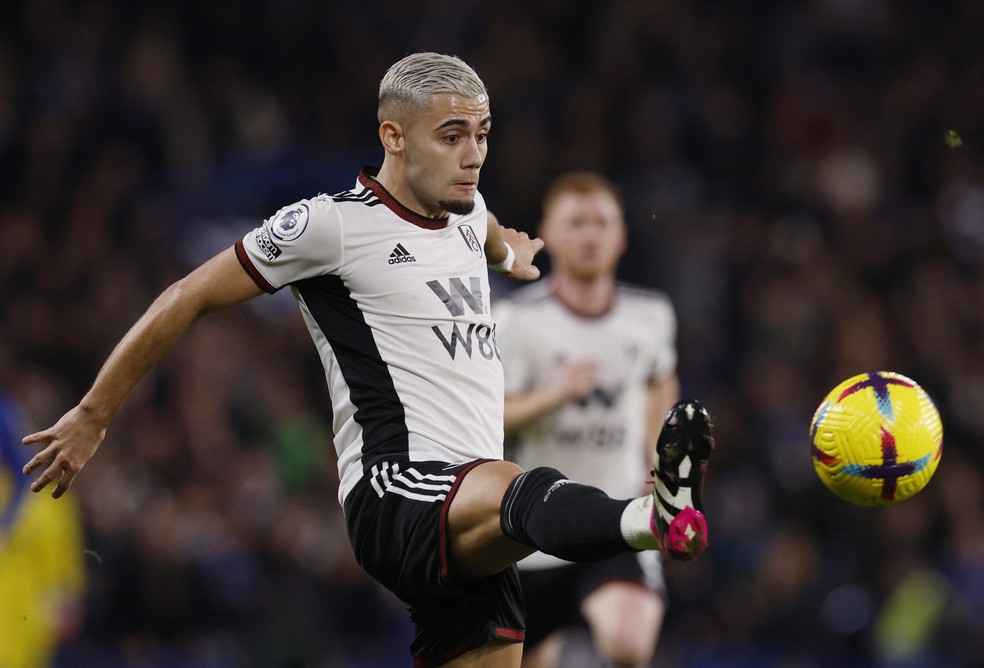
[499,467,633,562]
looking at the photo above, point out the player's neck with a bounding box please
[551,272,616,318]
[375,164,446,219]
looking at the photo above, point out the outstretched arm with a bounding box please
[22,247,265,498]
[486,211,543,281]
[503,360,599,434]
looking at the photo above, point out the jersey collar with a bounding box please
[358,166,450,230]
[551,282,618,319]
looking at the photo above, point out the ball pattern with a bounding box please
[810,371,943,506]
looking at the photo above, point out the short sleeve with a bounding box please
[236,195,343,293]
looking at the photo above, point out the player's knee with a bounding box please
[499,466,568,546]
[592,616,658,666]
[596,631,655,667]
[586,586,662,666]
[453,459,526,525]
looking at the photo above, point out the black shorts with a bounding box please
[519,551,665,649]
[344,459,525,667]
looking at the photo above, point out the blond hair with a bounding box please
[378,52,488,123]
[542,172,624,216]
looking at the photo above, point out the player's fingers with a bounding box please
[22,447,54,476]
[52,468,76,499]
[29,462,59,493]
[22,429,52,445]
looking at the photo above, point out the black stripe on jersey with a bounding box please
[294,273,409,467]
[331,187,377,205]
[331,188,385,208]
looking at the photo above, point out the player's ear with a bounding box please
[379,120,404,156]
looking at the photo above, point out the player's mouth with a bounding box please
[579,246,601,260]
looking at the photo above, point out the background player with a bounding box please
[22,53,711,668]
[1,390,85,667]
[1,391,31,544]
[497,172,678,668]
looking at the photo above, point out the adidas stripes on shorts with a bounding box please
[344,458,525,667]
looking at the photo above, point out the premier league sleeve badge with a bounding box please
[270,203,310,241]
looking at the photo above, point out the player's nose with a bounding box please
[461,137,484,169]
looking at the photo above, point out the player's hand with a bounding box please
[498,226,544,281]
[558,360,598,400]
[22,405,107,498]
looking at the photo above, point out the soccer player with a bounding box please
[1,391,85,667]
[1,392,31,542]
[22,52,713,668]
[496,172,678,668]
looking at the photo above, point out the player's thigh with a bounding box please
[518,634,563,668]
[447,460,535,580]
[437,639,523,667]
[581,581,665,663]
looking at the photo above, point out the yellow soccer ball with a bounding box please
[810,372,943,506]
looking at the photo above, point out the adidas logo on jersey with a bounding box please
[388,243,417,264]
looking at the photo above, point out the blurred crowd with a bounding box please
[1,0,983,666]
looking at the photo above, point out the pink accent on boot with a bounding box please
[652,507,708,561]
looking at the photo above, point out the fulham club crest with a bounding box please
[458,224,482,257]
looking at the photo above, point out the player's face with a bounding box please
[402,93,491,217]
[541,190,626,280]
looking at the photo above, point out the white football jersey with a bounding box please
[496,281,677,570]
[236,168,504,504]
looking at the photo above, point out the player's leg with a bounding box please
[518,635,563,668]
[446,460,537,580]
[517,565,579,668]
[447,460,635,580]
[345,460,527,667]
[448,399,715,579]
[581,582,664,668]
[437,641,523,667]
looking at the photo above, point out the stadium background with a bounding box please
[1,0,983,665]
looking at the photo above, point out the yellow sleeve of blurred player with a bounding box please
[0,490,86,668]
